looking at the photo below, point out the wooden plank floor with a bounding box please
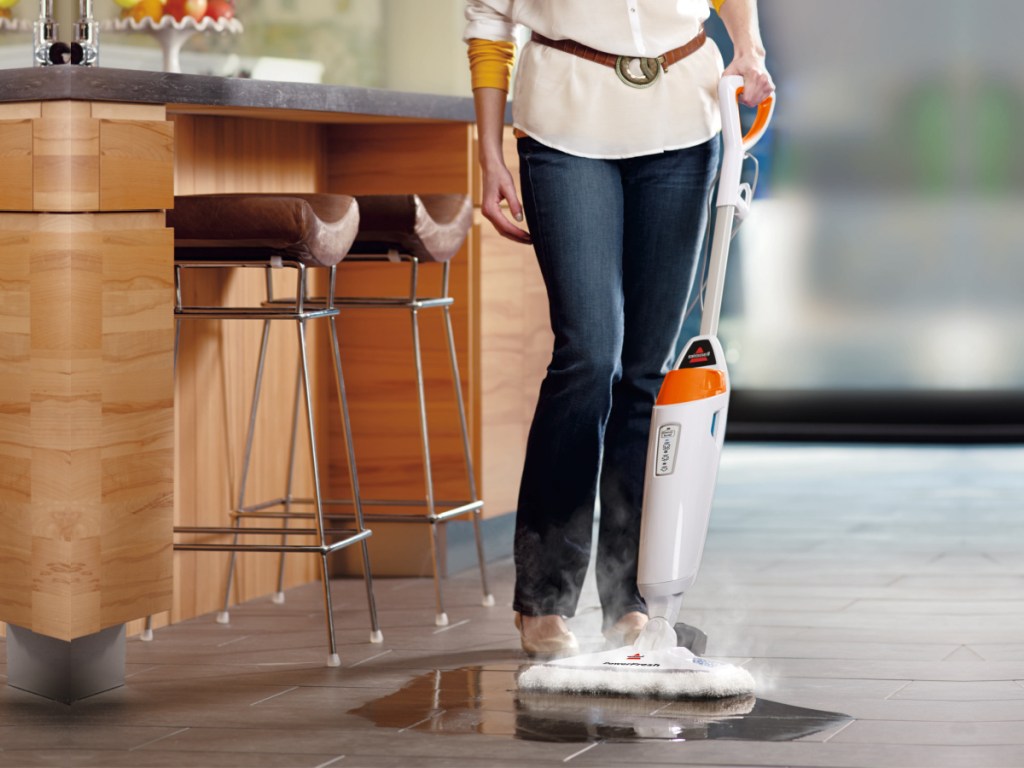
[1,444,1022,767]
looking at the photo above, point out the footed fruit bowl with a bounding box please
[108,7,242,73]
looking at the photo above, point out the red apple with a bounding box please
[166,0,207,20]
[205,0,234,19]
[163,0,185,19]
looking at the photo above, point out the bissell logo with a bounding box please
[602,651,661,668]
[682,340,716,368]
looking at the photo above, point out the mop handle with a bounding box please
[700,76,775,338]
[715,75,775,214]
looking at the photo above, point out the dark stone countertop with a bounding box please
[0,66,479,123]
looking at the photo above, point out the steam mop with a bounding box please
[517,75,775,699]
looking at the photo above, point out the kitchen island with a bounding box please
[0,67,546,700]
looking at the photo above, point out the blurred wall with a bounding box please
[211,0,386,84]
[383,0,470,96]
[721,1,1024,393]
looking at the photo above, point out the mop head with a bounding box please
[516,645,755,700]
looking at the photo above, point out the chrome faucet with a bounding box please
[73,0,100,66]
[33,0,59,66]
[33,1,100,66]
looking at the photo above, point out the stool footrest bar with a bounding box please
[175,525,368,537]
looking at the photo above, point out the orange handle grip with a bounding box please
[735,87,775,151]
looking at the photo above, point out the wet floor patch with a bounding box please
[348,666,852,743]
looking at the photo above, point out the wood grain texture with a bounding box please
[91,103,167,122]
[0,120,34,211]
[0,226,33,630]
[99,120,175,211]
[0,102,174,214]
[0,103,43,121]
[33,102,100,213]
[172,114,325,196]
[325,123,473,196]
[0,101,176,641]
[0,213,174,641]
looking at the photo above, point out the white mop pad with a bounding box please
[516,645,755,700]
[516,689,756,718]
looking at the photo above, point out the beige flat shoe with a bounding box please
[602,611,649,647]
[514,612,580,658]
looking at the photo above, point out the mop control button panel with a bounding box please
[655,424,681,476]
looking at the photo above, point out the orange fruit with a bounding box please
[130,0,166,21]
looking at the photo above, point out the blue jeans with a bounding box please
[514,135,720,630]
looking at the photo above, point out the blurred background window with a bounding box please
[722,0,1024,396]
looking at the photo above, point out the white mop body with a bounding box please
[516,645,755,700]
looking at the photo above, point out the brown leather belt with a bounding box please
[530,26,706,87]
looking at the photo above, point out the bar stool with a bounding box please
[168,193,382,667]
[264,194,492,626]
[328,193,494,626]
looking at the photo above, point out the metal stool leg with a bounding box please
[410,302,448,627]
[272,361,305,605]
[332,235,484,629]
[330,315,383,643]
[296,317,341,667]
[220,318,273,624]
[442,295,494,607]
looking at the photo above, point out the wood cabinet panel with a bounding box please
[33,102,100,212]
[325,123,473,196]
[171,114,325,196]
[0,120,34,211]
[0,102,173,214]
[99,120,175,211]
[0,214,174,641]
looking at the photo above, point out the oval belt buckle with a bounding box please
[615,56,660,88]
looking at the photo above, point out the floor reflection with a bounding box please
[348,666,852,744]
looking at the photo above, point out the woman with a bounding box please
[466,0,774,656]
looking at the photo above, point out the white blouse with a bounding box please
[465,0,725,159]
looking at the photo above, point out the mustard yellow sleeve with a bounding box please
[467,38,516,92]
[711,0,727,12]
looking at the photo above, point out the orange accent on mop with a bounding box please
[655,368,728,406]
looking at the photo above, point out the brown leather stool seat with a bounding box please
[348,194,474,264]
[168,192,382,667]
[326,193,493,627]
[169,193,360,266]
